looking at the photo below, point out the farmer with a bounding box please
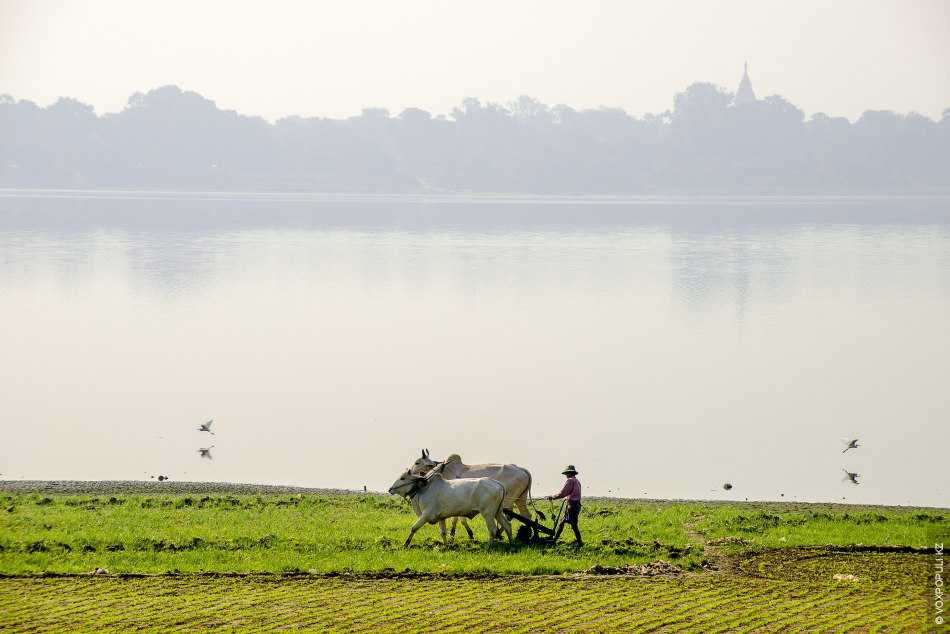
[547,465,582,546]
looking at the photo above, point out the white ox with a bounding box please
[411,450,533,539]
[388,467,512,546]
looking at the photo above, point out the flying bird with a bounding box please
[723,482,733,491]
[198,446,214,460]
[198,419,214,434]
[841,438,859,453]
[842,468,860,485]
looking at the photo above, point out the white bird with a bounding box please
[198,446,214,460]
[198,419,214,435]
[841,438,859,453]
[842,468,859,485]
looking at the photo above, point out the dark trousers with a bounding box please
[554,500,582,544]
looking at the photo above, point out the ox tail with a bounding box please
[494,482,509,540]
[496,482,508,520]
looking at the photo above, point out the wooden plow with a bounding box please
[503,499,565,544]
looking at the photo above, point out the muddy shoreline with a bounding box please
[0,480,356,496]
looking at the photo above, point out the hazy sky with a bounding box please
[2,0,949,121]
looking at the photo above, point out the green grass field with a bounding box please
[0,492,945,630]
[1,493,944,575]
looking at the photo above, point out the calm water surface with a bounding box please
[1,193,948,507]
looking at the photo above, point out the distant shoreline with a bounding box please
[3,188,950,204]
[3,480,946,511]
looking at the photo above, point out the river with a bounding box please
[1,191,947,507]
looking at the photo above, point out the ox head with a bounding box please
[411,448,438,476]
[388,469,425,497]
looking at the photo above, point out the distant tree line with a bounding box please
[2,84,948,193]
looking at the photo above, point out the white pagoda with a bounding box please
[734,62,756,105]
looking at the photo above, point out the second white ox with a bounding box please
[411,450,533,539]
[388,466,513,546]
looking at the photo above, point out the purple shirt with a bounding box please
[552,476,582,502]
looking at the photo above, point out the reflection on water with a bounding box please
[1,194,948,507]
